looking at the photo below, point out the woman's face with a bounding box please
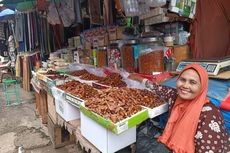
[176,69,201,100]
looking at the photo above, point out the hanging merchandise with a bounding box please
[15,13,23,42]
[47,1,75,26]
[16,52,40,91]
[8,35,16,68]
[73,0,82,24]
[0,22,7,57]
[58,0,75,27]
[14,11,52,58]
[39,14,51,57]
[47,2,61,25]
[0,22,6,40]
[103,0,113,25]
[89,0,102,24]
[37,0,47,11]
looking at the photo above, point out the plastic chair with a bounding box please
[2,79,21,106]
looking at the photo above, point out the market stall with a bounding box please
[0,0,229,152]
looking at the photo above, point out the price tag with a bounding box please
[65,94,83,107]
[117,121,128,134]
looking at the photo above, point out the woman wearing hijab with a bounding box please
[130,64,230,153]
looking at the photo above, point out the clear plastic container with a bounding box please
[121,39,138,72]
[107,41,122,69]
[97,47,107,67]
[139,37,163,55]
[138,37,164,74]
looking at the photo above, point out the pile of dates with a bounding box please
[127,88,165,108]
[85,87,165,123]
[97,73,127,87]
[57,80,99,100]
[69,69,88,76]
[46,70,59,75]
[80,73,104,81]
[85,88,142,123]
[47,74,68,80]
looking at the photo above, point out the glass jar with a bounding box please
[121,39,138,72]
[139,37,163,54]
[139,37,164,74]
[107,41,122,69]
[97,46,107,67]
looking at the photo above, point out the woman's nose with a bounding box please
[182,81,189,88]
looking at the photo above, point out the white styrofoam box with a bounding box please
[144,103,169,118]
[55,99,80,122]
[51,86,66,100]
[81,112,136,153]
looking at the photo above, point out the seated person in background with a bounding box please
[130,64,230,153]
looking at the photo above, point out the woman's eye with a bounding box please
[190,81,197,85]
[179,78,186,82]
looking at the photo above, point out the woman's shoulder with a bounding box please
[200,102,223,120]
[202,102,220,113]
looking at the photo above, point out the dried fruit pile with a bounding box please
[46,70,59,75]
[85,88,165,123]
[80,73,104,81]
[69,69,88,76]
[128,89,165,108]
[69,69,104,81]
[97,73,127,87]
[47,74,68,80]
[57,80,99,100]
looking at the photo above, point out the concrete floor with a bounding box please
[0,84,81,153]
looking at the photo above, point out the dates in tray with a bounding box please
[47,74,68,80]
[46,70,59,75]
[69,69,88,76]
[85,87,165,123]
[80,73,104,81]
[57,80,99,100]
[97,73,127,87]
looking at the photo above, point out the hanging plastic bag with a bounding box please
[58,1,75,27]
[47,3,61,25]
